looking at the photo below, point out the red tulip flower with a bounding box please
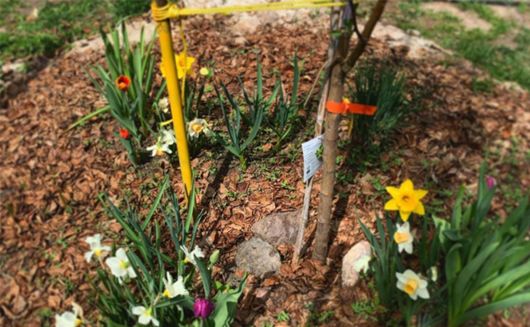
[115,75,131,91]
[119,128,130,139]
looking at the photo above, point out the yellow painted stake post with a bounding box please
[152,0,193,197]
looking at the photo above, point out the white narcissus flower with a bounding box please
[146,138,172,157]
[163,272,189,298]
[158,97,169,113]
[180,245,204,266]
[84,234,111,263]
[55,303,83,327]
[353,255,371,274]
[132,306,159,326]
[187,118,211,138]
[396,270,430,300]
[393,222,413,254]
[105,248,137,283]
[161,129,176,146]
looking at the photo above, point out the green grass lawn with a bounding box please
[392,1,530,90]
[0,0,150,63]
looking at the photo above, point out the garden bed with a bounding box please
[0,14,529,327]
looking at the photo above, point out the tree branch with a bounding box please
[342,0,388,74]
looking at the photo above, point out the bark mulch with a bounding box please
[1,17,529,327]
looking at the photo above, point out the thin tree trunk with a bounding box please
[312,0,388,262]
[292,8,341,266]
[312,20,352,262]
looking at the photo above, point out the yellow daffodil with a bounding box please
[160,52,196,79]
[175,52,196,79]
[384,179,428,221]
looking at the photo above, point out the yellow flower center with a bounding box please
[191,123,204,133]
[394,232,410,244]
[155,146,165,156]
[179,58,186,68]
[163,289,171,298]
[145,308,152,317]
[119,260,129,269]
[404,279,418,296]
[397,191,418,212]
[94,249,102,257]
[75,318,82,326]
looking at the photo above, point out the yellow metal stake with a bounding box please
[152,0,193,197]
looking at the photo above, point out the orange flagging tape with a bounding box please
[325,100,347,114]
[325,100,377,116]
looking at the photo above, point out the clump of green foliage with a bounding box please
[267,55,301,151]
[94,177,247,326]
[345,61,408,170]
[112,0,151,19]
[0,0,151,61]
[360,165,530,326]
[0,0,111,60]
[214,61,279,170]
[349,63,407,145]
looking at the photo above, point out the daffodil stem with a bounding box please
[238,156,247,171]
[152,294,161,308]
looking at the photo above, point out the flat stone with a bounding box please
[251,209,301,246]
[236,237,281,278]
[341,241,372,287]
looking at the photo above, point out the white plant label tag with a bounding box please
[302,136,323,182]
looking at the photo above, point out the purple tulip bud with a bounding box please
[486,176,496,189]
[193,298,214,319]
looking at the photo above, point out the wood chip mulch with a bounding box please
[1,17,529,327]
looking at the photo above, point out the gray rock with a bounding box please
[341,241,372,287]
[236,237,281,278]
[251,209,301,246]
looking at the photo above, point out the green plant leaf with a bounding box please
[141,176,169,230]
[459,291,530,324]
